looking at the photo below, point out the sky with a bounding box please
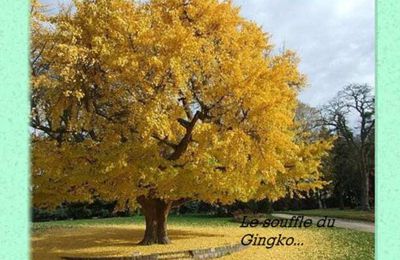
[234,0,375,107]
[41,0,375,107]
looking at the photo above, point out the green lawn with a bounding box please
[31,214,236,233]
[277,208,374,222]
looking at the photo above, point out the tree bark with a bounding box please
[338,190,345,210]
[359,151,371,211]
[137,196,172,245]
[316,191,323,209]
[360,170,370,211]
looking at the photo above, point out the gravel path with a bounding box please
[271,213,374,233]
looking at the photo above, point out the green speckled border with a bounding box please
[0,0,30,259]
[376,0,400,259]
[0,0,398,259]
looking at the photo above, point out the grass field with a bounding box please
[277,209,375,222]
[32,215,236,233]
[31,215,374,260]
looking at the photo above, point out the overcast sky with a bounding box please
[42,0,375,107]
[234,0,375,107]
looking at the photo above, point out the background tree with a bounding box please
[31,0,332,244]
[288,102,334,210]
[329,136,360,209]
[321,84,374,210]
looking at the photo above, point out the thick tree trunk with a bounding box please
[156,200,171,244]
[336,184,345,210]
[338,191,345,210]
[317,192,323,209]
[359,152,371,211]
[360,170,370,211]
[137,196,172,245]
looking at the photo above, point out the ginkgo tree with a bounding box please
[31,0,332,244]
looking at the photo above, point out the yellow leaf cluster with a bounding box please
[31,0,332,208]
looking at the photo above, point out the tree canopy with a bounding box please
[320,84,374,210]
[31,0,332,243]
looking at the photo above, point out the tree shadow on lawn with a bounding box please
[31,226,224,260]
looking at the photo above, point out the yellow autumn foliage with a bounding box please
[30,0,332,209]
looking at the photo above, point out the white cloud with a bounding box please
[234,0,375,106]
[40,0,375,107]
